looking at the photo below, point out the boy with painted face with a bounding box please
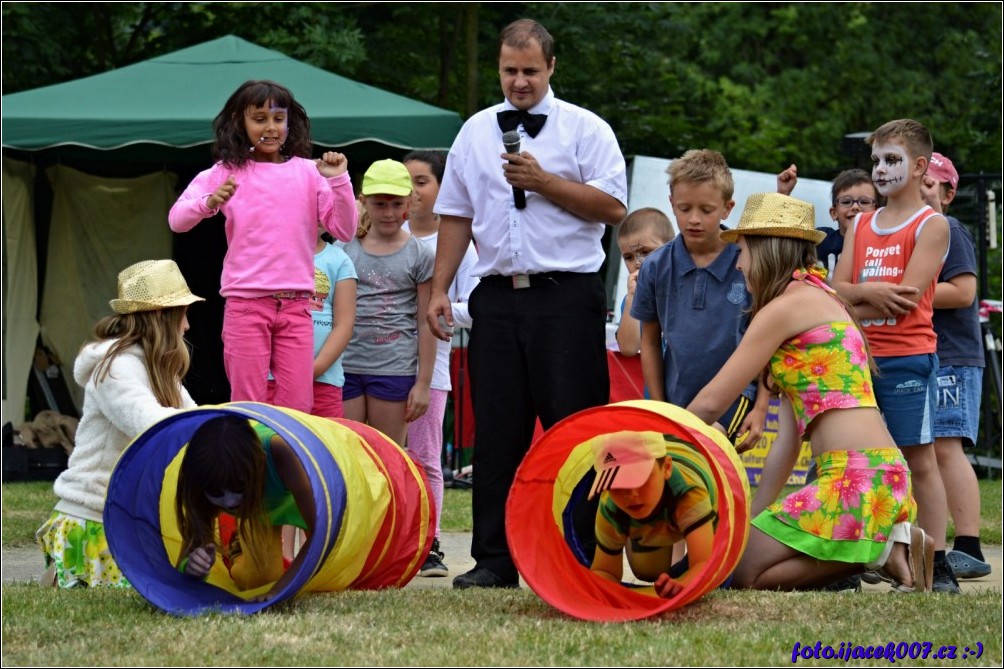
[587,431,715,599]
[832,119,956,592]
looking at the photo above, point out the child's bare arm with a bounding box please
[900,214,950,298]
[406,281,435,423]
[639,321,665,401]
[654,521,714,598]
[748,396,800,516]
[590,545,624,583]
[615,271,642,356]
[312,279,356,378]
[254,436,315,602]
[934,272,977,309]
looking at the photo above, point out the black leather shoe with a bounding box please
[452,566,519,589]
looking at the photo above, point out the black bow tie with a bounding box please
[497,109,547,138]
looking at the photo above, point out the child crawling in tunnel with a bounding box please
[175,415,314,600]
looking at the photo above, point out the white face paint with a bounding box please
[205,489,244,511]
[871,141,910,197]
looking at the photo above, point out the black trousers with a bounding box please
[467,272,610,580]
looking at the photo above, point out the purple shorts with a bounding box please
[342,373,415,402]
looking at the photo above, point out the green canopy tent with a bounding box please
[2,34,463,162]
[1,36,463,421]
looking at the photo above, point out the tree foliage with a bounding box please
[2,1,1001,176]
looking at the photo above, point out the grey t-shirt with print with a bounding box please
[341,235,435,375]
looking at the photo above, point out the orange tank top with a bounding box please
[852,206,942,356]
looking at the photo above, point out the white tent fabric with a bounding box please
[2,158,40,426]
[38,165,177,411]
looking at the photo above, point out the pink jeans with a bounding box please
[268,380,343,419]
[406,388,447,537]
[223,296,313,414]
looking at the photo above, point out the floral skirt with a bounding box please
[751,448,917,565]
[36,511,131,588]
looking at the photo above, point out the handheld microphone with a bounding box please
[502,130,526,210]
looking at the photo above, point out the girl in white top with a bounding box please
[37,260,203,588]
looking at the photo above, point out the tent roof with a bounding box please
[1,35,463,152]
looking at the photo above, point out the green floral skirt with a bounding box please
[751,448,917,565]
[36,511,131,588]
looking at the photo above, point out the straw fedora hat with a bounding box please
[720,192,824,245]
[109,259,205,314]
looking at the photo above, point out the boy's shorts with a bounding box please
[342,373,414,402]
[720,394,754,445]
[873,353,938,447]
[933,365,983,447]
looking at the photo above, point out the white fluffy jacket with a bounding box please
[53,339,196,522]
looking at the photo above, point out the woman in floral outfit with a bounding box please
[687,193,933,593]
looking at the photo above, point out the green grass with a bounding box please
[1,584,1000,666]
[2,481,56,547]
[3,480,1002,666]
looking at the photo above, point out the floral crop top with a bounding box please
[768,270,878,436]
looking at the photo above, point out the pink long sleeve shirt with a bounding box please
[168,157,357,297]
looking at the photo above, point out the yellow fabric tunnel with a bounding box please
[104,402,433,615]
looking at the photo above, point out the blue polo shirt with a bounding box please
[631,235,755,411]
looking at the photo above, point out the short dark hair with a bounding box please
[402,150,447,185]
[830,169,882,205]
[498,19,554,63]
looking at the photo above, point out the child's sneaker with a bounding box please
[946,549,992,579]
[931,558,961,594]
[420,539,448,577]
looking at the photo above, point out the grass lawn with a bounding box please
[3,479,1001,666]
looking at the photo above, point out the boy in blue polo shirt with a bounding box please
[632,149,766,447]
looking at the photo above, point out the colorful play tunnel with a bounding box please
[104,402,434,616]
[507,400,750,622]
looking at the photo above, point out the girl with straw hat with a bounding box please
[686,193,933,593]
[37,259,204,588]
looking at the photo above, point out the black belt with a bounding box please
[479,271,589,289]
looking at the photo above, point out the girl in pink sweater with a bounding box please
[169,80,357,413]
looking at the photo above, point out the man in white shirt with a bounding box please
[428,18,628,589]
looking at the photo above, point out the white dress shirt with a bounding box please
[435,88,627,276]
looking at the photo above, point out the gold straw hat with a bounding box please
[109,259,205,314]
[720,192,824,245]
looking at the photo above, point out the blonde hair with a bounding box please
[355,207,372,238]
[667,149,735,202]
[91,306,190,408]
[617,207,675,244]
[866,119,933,163]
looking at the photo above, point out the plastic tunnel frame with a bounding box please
[104,402,433,616]
[507,400,750,622]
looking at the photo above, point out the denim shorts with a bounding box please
[933,365,983,446]
[342,373,415,402]
[873,353,938,447]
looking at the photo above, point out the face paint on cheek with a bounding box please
[872,142,909,197]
